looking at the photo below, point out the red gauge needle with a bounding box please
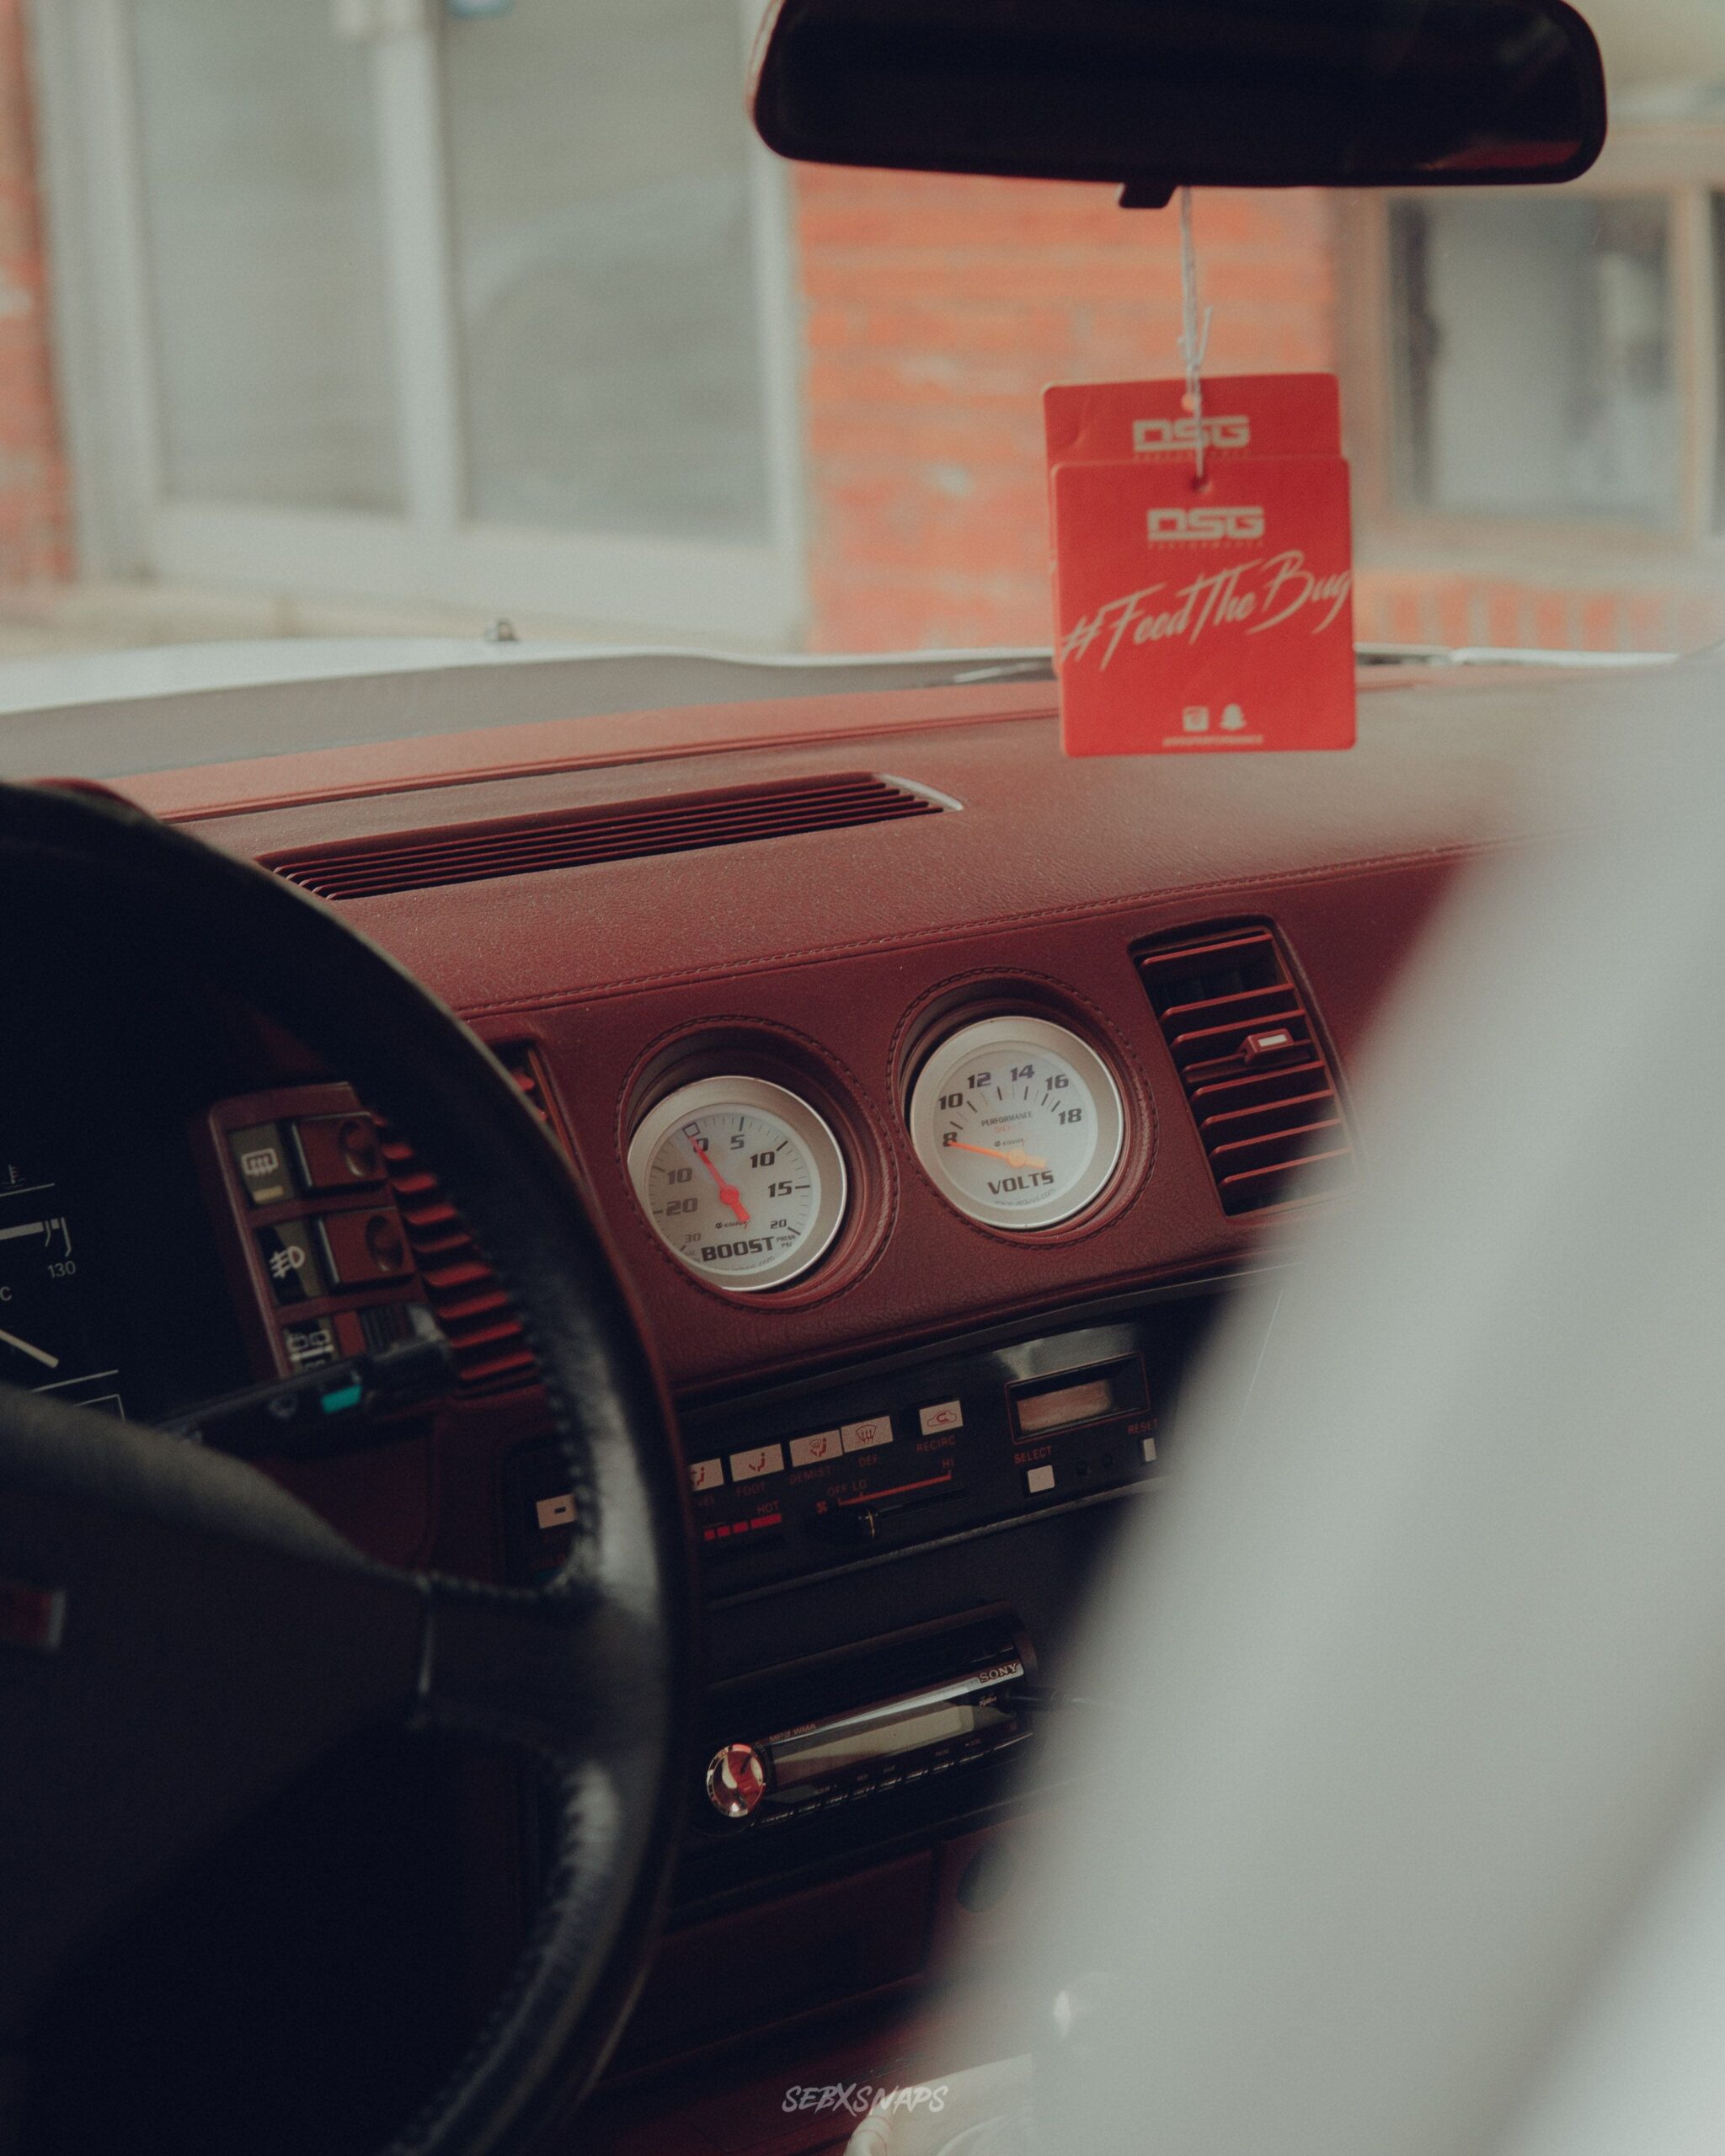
[945,1140,1048,1171]
[691,1140,750,1225]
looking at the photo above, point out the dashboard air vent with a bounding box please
[497,1038,556,1130]
[1137,926,1354,1214]
[376,1043,557,1393]
[268,774,944,901]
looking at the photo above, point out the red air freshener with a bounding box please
[1045,374,1355,757]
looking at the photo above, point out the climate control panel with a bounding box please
[508,1283,1228,1597]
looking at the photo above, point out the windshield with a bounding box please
[0,0,1717,737]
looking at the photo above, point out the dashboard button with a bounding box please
[316,1209,411,1286]
[688,1457,724,1492]
[841,1416,893,1454]
[918,1399,964,1435]
[1024,1464,1056,1495]
[789,1429,841,1467]
[291,1113,384,1193]
[729,1443,785,1482]
[1141,1436,1158,1463]
[280,1319,339,1372]
[255,1222,327,1306]
[230,1122,294,1207]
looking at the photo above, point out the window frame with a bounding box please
[30,0,809,645]
[1341,122,1725,570]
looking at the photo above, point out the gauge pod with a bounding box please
[908,1015,1125,1230]
[628,1075,849,1292]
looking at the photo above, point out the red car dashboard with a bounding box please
[10,661,1575,2085]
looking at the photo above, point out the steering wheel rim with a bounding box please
[0,779,696,2156]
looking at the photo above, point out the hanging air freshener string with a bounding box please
[1177,184,1214,486]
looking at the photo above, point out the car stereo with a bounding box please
[704,1645,1032,1827]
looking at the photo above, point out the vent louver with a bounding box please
[269,774,944,902]
[1137,926,1355,1214]
[377,1042,556,1393]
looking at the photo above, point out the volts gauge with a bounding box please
[628,1076,847,1292]
[908,1015,1125,1230]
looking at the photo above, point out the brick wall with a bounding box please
[794,170,1338,652]
[792,168,1723,659]
[0,0,68,585]
[1349,568,1725,655]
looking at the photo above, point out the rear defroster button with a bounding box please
[706,1742,769,1820]
[230,1122,293,1206]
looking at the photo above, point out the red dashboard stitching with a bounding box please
[157,699,1058,823]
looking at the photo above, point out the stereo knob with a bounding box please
[705,1742,768,1819]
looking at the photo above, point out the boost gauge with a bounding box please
[909,1015,1125,1230]
[628,1076,847,1292]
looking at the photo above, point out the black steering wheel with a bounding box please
[0,781,695,2155]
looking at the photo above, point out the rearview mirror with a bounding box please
[750,0,1607,200]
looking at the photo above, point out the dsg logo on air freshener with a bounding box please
[1045,372,1339,469]
[1043,374,1354,757]
[1132,412,1252,453]
[1144,502,1266,542]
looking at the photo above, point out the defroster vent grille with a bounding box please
[1138,926,1355,1214]
[378,1042,556,1393]
[270,774,945,901]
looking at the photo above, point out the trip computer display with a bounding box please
[0,1152,126,1415]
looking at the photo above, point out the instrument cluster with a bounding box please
[625,1001,1136,1297]
[0,1086,253,1428]
[0,1151,127,1415]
